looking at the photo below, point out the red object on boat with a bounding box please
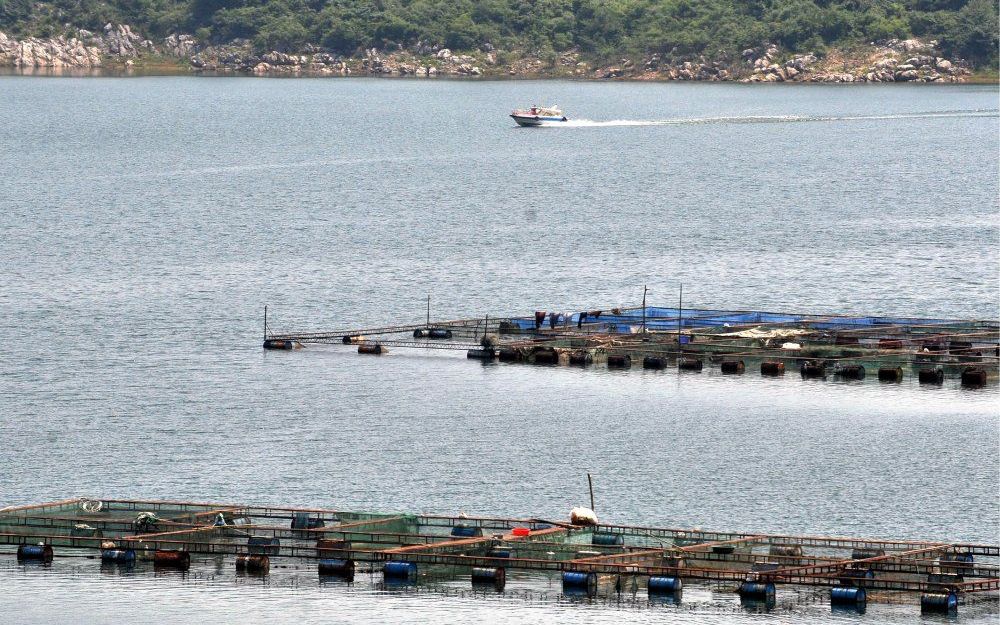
[511,527,530,537]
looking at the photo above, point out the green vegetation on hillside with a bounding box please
[1,0,997,67]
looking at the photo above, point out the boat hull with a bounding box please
[511,114,567,127]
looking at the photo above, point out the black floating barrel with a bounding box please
[961,367,988,387]
[918,368,945,384]
[318,558,355,579]
[800,360,826,378]
[562,571,598,596]
[498,348,522,362]
[17,544,53,562]
[949,340,972,355]
[720,360,745,374]
[678,357,703,371]
[533,347,559,365]
[263,339,293,350]
[643,355,667,370]
[568,351,593,366]
[414,328,453,339]
[761,361,785,376]
[235,554,269,574]
[835,364,865,380]
[921,592,958,614]
[467,348,495,360]
[471,566,506,590]
[607,354,631,368]
[153,550,190,570]
[358,343,383,355]
[878,367,903,382]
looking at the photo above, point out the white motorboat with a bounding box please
[510,105,568,126]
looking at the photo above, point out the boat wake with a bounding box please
[540,109,999,127]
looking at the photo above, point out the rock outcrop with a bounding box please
[0,27,976,83]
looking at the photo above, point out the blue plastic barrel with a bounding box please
[318,558,355,578]
[738,581,775,600]
[101,548,136,564]
[831,587,866,606]
[489,549,511,559]
[17,544,53,562]
[921,592,958,614]
[562,571,598,596]
[428,328,453,339]
[451,525,484,538]
[383,561,417,580]
[591,532,624,546]
[648,576,682,594]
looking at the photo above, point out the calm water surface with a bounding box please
[0,77,998,623]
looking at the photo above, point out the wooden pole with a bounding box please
[263,305,268,341]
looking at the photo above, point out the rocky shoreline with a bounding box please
[0,24,976,83]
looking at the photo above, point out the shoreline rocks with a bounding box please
[0,27,977,83]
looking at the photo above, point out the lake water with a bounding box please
[0,76,997,623]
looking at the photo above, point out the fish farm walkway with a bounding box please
[263,304,999,386]
[1,499,997,616]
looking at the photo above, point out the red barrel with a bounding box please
[153,550,191,570]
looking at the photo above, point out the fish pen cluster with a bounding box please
[1,498,997,617]
[263,304,999,387]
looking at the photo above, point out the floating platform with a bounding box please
[1,498,997,615]
[263,304,999,386]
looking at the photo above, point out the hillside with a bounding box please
[1,0,996,78]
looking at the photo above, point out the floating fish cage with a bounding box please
[0,498,997,615]
[262,304,998,387]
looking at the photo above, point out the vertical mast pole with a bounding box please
[678,284,683,342]
[642,285,648,333]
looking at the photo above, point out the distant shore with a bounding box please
[2,25,995,85]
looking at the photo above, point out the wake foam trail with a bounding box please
[542,109,999,127]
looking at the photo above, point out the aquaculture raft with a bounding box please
[263,304,999,385]
[1,498,997,615]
